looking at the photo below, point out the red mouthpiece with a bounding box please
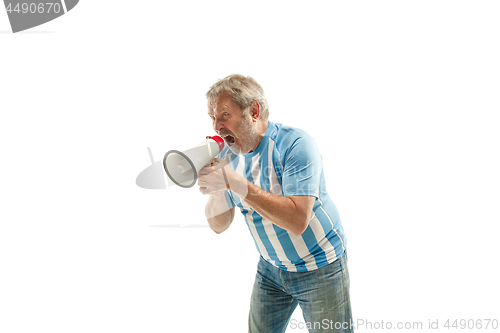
[207,135,225,152]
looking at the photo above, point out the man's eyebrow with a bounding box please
[208,106,229,117]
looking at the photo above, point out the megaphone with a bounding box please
[163,136,225,188]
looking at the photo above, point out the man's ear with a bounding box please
[249,101,261,122]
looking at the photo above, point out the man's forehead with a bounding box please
[208,95,232,113]
[208,101,228,111]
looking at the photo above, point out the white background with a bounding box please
[1,1,499,332]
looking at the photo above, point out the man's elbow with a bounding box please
[287,196,314,236]
[211,225,228,234]
[207,218,231,234]
[291,219,309,236]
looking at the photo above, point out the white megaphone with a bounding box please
[163,136,225,188]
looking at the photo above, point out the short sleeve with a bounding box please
[281,134,322,198]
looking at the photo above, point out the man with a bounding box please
[197,74,353,333]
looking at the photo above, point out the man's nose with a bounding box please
[213,118,224,132]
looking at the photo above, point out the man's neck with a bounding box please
[249,120,269,153]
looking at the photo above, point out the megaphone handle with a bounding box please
[221,166,230,191]
[210,159,228,170]
[210,159,230,190]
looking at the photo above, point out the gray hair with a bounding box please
[206,74,269,121]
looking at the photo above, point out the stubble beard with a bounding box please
[228,117,260,155]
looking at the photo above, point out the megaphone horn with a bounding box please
[163,136,225,188]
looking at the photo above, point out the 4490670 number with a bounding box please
[6,2,62,14]
[444,319,498,330]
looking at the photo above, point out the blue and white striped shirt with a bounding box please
[218,121,347,272]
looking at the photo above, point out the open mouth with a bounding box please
[223,134,235,144]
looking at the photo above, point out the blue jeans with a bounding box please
[248,251,353,333]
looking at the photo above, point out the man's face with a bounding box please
[208,93,259,155]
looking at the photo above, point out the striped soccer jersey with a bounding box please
[218,121,347,272]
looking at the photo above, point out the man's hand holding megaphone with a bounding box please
[197,158,246,232]
[197,158,235,195]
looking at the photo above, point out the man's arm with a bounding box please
[198,159,315,236]
[205,191,235,234]
[230,177,315,236]
[198,162,235,234]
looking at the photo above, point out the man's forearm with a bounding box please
[205,191,234,234]
[230,178,312,236]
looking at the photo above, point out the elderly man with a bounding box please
[197,74,353,333]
